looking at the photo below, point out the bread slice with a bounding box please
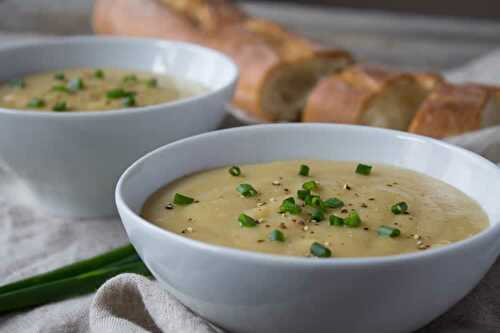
[408,83,497,138]
[303,65,429,130]
[92,0,353,121]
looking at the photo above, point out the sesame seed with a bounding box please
[165,203,174,210]
[186,227,193,233]
[272,180,281,186]
[343,184,351,190]
[303,226,309,231]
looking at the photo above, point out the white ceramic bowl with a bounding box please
[116,124,500,333]
[0,36,238,217]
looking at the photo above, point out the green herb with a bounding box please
[299,164,310,176]
[310,242,331,258]
[323,197,344,209]
[54,73,65,81]
[52,101,68,112]
[355,163,372,175]
[106,88,136,99]
[123,74,138,83]
[238,213,257,227]
[377,225,401,237]
[52,84,71,94]
[297,189,310,201]
[8,79,25,88]
[68,78,85,92]
[122,95,136,107]
[279,197,302,215]
[391,202,408,215]
[269,229,285,242]
[146,78,158,88]
[173,193,195,205]
[228,166,241,176]
[236,184,258,197]
[302,180,318,191]
[94,69,105,79]
[27,97,45,108]
[311,209,325,222]
[304,195,323,209]
[344,210,362,228]
[329,215,344,226]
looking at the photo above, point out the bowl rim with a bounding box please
[0,36,239,118]
[116,123,500,267]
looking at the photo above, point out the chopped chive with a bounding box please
[269,229,285,242]
[391,202,408,215]
[54,73,65,81]
[377,225,401,237]
[228,166,241,176]
[27,97,45,108]
[8,79,25,88]
[94,69,105,79]
[236,184,258,197]
[52,84,71,94]
[297,189,310,201]
[329,215,344,226]
[122,95,136,107]
[68,78,85,92]
[323,197,344,209]
[344,210,362,228]
[52,101,68,112]
[173,193,194,205]
[146,78,158,88]
[302,180,318,191]
[299,164,310,176]
[311,209,325,222]
[123,74,138,83]
[106,88,136,99]
[355,163,372,175]
[310,242,331,258]
[310,196,323,209]
[238,213,257,227]
[279,197,302,215]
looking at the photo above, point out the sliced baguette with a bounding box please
[303,65,429,130]
[92,0,353,121]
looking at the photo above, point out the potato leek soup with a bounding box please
[142,161,488,258]
[0,68,205,112]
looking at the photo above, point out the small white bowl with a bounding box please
[116,124,500,333]
[0,36,238,217]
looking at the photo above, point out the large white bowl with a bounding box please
[116,124,500,333]
[0,37,238,217]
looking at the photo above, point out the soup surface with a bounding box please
[0,68,204,112]
[142,161,488,258]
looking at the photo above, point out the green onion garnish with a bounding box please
[391,202,408,215]
[146,78,158,88]
[310,196,323,209]
[8,79,25,88]
[297,189,310,201]
[299,164,310,176]
[344,210,362,228]
[310,242,331,258]
[123,74,138,83]
[173,193,194,205]
[323,197,344,209]
[238,213,257,227]
[329,215,344,226]
[269,229,285,242]
[311,209,325,222]
[302,180,318,191]
[94,69,105,79]
[68,78,85,92]
[228,166,241,176]
[122,95,136,107]
[54,73,65,81]
[236,184,258,197]
[377,225,401,237]
[355,163,372,175]
[52,84,71,94]
[27,97,45,108]
[52,101,68,112]
[106,88,136,99]
[279,197,302,215]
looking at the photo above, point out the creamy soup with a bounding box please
[142,161,488,258]
[0,69,204,112]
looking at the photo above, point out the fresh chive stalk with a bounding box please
[123,74,138,83]
[52,101,68,112]
[344,210,362,227]
[122,95,136,107]
[54,73,65,81]
[146,78,158,88]
[377,226,401,237]
[323,197,344,209]
[68,78,85,92]
[94,69,105,79]
[279,197,302,215]
[355,163,372,175]
[238,213,257,227]
[299,164,310,176]
[311,209,325,222]
[236,184,257,197]
[391,202,408,215]
[329,215,344,226]
[173,193,195,205]
[106,89,135,99]
[269,229,285,242]
[27,97,45,108]
[228,166,241,176]
[302,180,318,191]
[310,242,332,258]
[8,79,25,88]
[297,189,310,201]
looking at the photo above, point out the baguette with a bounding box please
[302,65,429,130]
[92,0,353,121]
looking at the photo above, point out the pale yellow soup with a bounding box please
[142,161,488,258]
[0,68,205,112]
